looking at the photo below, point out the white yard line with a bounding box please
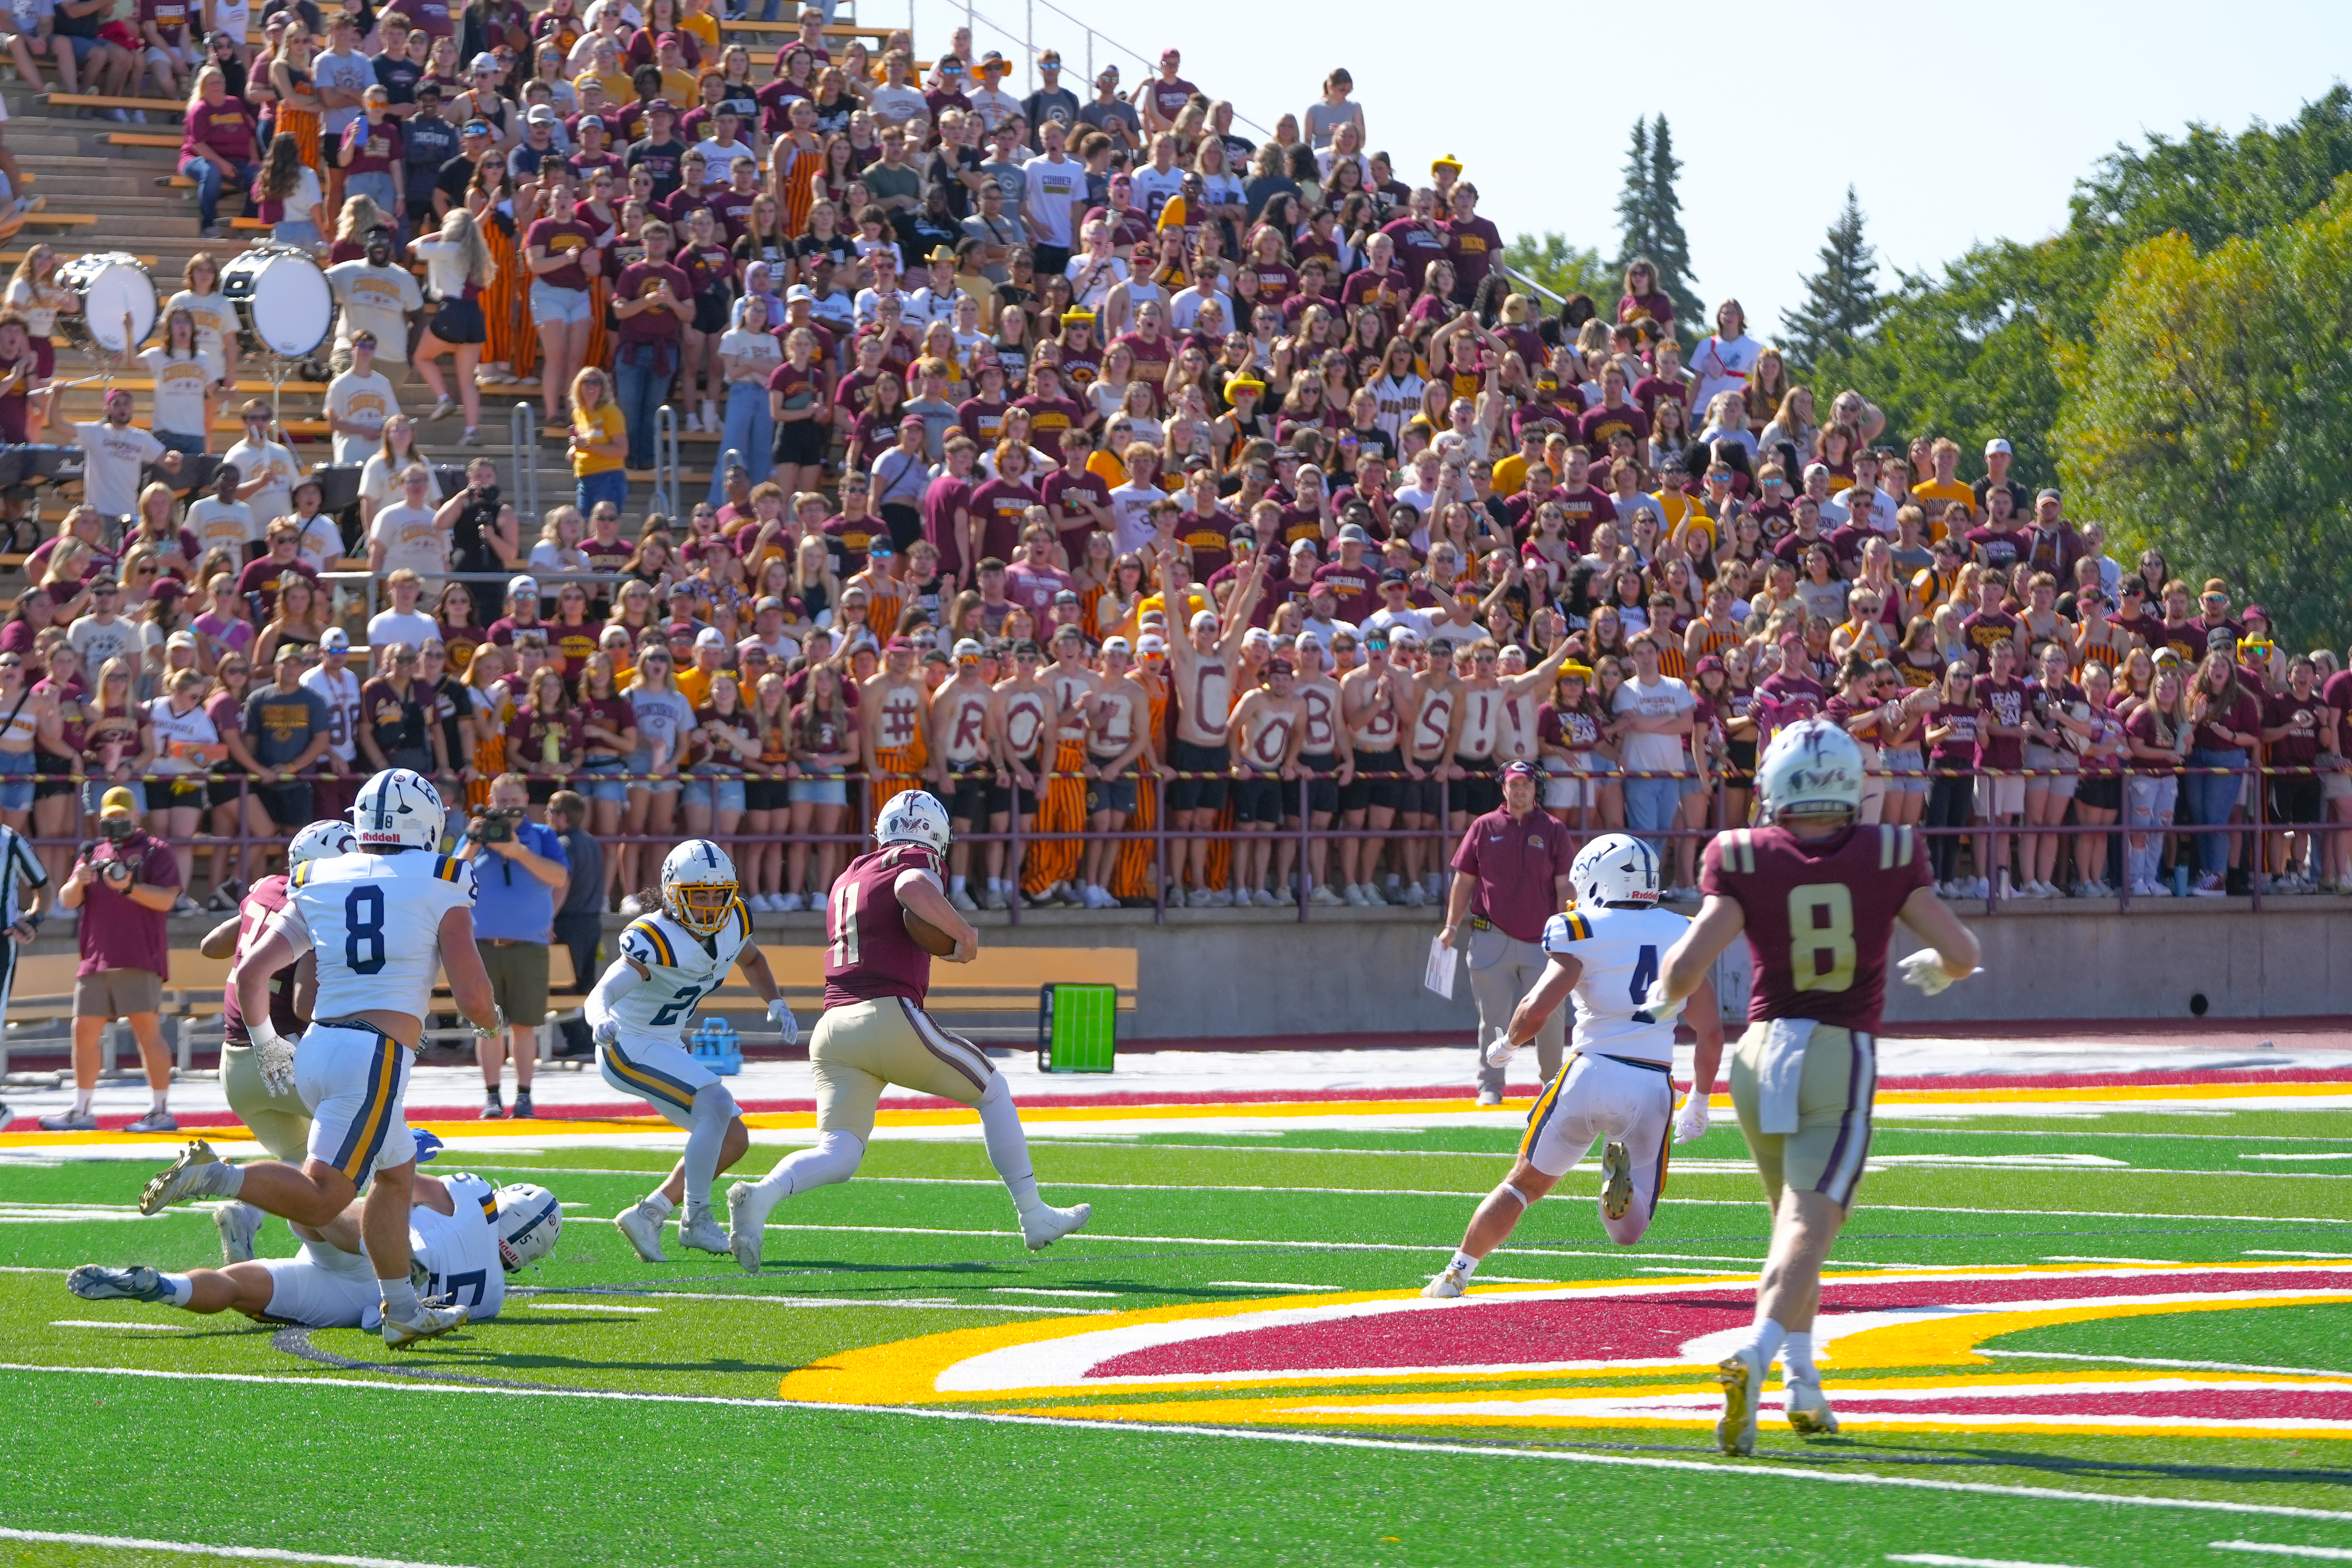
[1980,1350,2352,1379]
[0,1526,480,1568]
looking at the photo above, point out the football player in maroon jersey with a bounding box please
[727,790,1091,1271]
[1647,718,1980,1455]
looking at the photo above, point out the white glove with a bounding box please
[250,1019,297,1098]
[591,1016,618,1048]
[768,997,800,1048]
[1640,981,1686,1024]
[1898,951,1976,996]
[1480,1026,1519,1069]
[1672,1088,1711,1144]
[469,1004,507,1040]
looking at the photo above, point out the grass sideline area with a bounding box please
[0,1080,2348,1566]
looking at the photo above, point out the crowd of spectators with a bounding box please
[0,9,2345,918]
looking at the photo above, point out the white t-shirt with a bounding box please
[360,452,448,510]
[690,138,756,185]
[1688,333,1762,415]
[1063,251,1127,310]
[68,613,140,676]
[1106,481,1162,555]
[326,370,400,464]
[186,494,258,559]
[1613,674,1696,777]
[1020,152,1083,249]
[137,346,222,439]
[366,608,440,653]
[74,421,166,518]
[1130,164,1183,221]
[368,501,446,574]
[1361,605,1434,643]
[291,511,342,573]
[718,326,781,382]
[323,261,422,360]
[221,436,301,530]
[527,539,587,573]
[161,289,237,366]
[867,82,926,125]
[146,694,220,774]
[1168,284,1233,333]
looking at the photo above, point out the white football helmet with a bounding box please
[1568,833,1660,909]
[1756,719,1866,823]
[661,839,739,935]
[352,768,445,853]
[287,818,357,867]
[876,790,951,857]
[493,1183,562,1271]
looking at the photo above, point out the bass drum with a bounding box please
[54,252,155,354]
[220,245,333,359]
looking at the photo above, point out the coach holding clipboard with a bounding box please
[1438,760,1575,1106]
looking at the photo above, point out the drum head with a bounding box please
[238,249,333,359]
[63,255,156,354]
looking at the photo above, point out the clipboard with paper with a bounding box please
[1423,935,1458,1000]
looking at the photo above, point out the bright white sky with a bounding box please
[903,0,2352,336]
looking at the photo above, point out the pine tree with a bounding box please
[1613,117,1653,269]
[1781,185,1884,371]
[1643,116,1701,333]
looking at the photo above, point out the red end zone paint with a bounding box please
[1086,1269,2352,1379]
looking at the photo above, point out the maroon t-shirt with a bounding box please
[1972,674,2031,770]
[1310,559,1378,624]
[822,841,942,1006]
[1929,701,1978,767]
[614,261,691,342]
[221,873,302,1047]
[1448,804,1576,944]
[75,830,180,979]
[1040,468,1109,541]
[1699,821,1932,1034]
[2191,687,2262,755]
[966,477,1042,564]
[2264,690,2323,769]
[527,214,600,292]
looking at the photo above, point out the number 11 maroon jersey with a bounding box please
[822,843,942,1008]
[1699,823,1932,1034]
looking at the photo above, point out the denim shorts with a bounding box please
[788,776,846,806]
[688,772,746,813]
[627,748,681,795]
[577,756,627,804]
[0,748,31,812]
[530,281,593,326]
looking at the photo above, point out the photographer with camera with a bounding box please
[434,457,522,627]
[37,788,181,1134]
[457,770,569,1119]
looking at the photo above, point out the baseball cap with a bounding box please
[1984,438,2013,456]
[1336,523,1371,545]
[461,119,492,136]
[646,97,675,115]
[274,643,307,662]
[1242,627,1271,647]
[1389,627,1422,646]
[469,51,499,72]
[754,595,786,613]
[952,637,984,659]
[1263,656,1294,676]
[695,627,727,649]
[899,414,928,431]
[165,629,198,650]
[526,104,558,125]
[1499,760,1540,782]
[100,785,138,816]
[2035,487,2061,503]
[319,627,351,652]
[1100,635,1131,654]
[1189,610,1219,632]
[508,574,540,599]
[785,284,813,302]
[1053,589,1080,605]
[1136,633,1167,655]
[1380,567,1409,585]
[576,114,604,131]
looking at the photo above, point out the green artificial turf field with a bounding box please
[2,1101,2350,1568]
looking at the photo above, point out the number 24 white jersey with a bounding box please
[1542,903,1692,1064]
[281,850,478,1020]
[607,902,754,1040]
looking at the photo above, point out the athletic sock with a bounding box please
[1447,1251,1480,1279]
[70,1090,93,1116]
[1781,1329,1818,1384]
[215,1162,245,1197]
[149,1091,168,1113]
[641,1190,676,1218]
[975,1077,1043,1214]
[159,1272,194,1308]
[681,1087,729,1222]
[1746,1313,1789,1370]
[379,1277,421,1319]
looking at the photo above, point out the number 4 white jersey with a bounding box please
[609,902,754,1040]
[283,850,478,1020]
[410,1171,508,1321]
[1541,903,1693,1064]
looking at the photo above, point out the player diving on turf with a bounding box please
[593,839,797,1263]
[726,790,1091,1271]
[1645,719,1981,1454]
[1424,834,1725,1298]
[69,1173,560,1330]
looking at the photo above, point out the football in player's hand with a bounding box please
[903,907,959,957]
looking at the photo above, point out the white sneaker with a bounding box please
[1422,1265,1468,1299]
[677,1212,732,1255]
[619,895,646,917]
[1207,889,1236,908]
[1401,883,1428,907]
[1341,882,1368,907]
[2148,878,2174,898]
[1308,883,1343,906]
[982,888,1009,911]
[383,1299,469,1349]
[1087,885,1117,909]
[950,887,980,912]
[778,892,805,912]
[214,1199,264,1265]
[1784,1379,1840,1436]
[726,1182,768,1274]
[1599,1140,1634,1221]
[1716,1345,1766,1456]
[1252,888,1279,907]
[139,1139,234,1215]
[1019,1201,1092,1250]
[1474,1086,1502,1107]
[614,1200,668,1263]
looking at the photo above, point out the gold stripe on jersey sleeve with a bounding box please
[290,862,311,888]
[629,918,678,969]
[434,855,465,883]
[734,898,752,940]
[1563,911,1591,942]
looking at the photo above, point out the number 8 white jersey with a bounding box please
[608,902,754,1040]
[1541,903,1694,1064]
[283,850,478,1020]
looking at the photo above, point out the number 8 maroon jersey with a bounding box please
[1699,823,1932,1034]
[822,843,942,1008]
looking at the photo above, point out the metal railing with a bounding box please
[649,404,682,521]
[911,0,1271,134]
[507,399,543,523]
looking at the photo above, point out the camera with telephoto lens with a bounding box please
[467,806,525,844]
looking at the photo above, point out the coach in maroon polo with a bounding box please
[1440,760,1575,1105]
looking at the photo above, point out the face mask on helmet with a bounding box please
[660,839,739,934]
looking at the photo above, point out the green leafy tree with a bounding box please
[1780,186,1883,373]
[1501,232,1613,309]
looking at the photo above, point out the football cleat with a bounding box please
[1785,1380,1840,1436]
[139,1140,233,1216]
[676,1213,732,1256]
[1600,1141,1634,1221]
[382,1299,469,1349]
[613,1201,668,1263]
[1716,1347,1767,1456]
[726,1182,765,1275]
[214,1200,265,1264]
[67,1264,170,1302]
[1020,1202,1092,1251]
[1421,1266,1468,1299]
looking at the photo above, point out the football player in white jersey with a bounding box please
[68,1174,560,1329]
[141,768,504,1349]
[594,839,798,1263]
[1424,834,1726,1297]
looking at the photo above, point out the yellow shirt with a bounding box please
[1086,449,1128,490]
[1910,478,1976,539]
[1648,489,1699,533]
[659,67,699,107]
[576,69,634,105]
[676,664,715,708]
[679,6,720,52]
[572,401,626,476]
[1491,453,1531,498]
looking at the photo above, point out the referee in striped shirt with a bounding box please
[0,821,50,1131]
